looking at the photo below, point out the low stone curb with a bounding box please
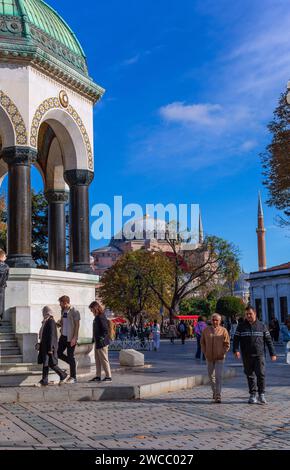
[0,367,237,403]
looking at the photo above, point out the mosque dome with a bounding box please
[110,215,168,248]
[0,0,103,101]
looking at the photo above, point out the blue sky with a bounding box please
[43,0,289,272]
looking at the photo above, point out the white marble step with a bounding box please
[0,355,23,364]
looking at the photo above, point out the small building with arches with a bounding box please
[0,0,103,366]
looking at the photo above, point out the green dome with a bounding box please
[0,0,89,76]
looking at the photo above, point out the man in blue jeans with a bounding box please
[195,316,207,360]
[57,295,80,384]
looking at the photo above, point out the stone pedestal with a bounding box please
[5,268,99,340]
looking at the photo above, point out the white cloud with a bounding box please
[121,54,141,66]
[159,102,224,127]
[240,140,257,152]
[126,2,290,180]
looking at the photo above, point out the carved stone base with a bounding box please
[7,255,36,268]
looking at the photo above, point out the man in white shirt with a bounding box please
[57,295,80,384]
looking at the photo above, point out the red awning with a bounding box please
[174,315,199,320]
[111,317,127,324]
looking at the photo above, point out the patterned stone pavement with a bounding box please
[0,355,289,450]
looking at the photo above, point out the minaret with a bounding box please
[199,209,204,244]
[257,192,267,271]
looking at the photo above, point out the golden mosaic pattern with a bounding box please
[0,90,28,145]
[30,97,93,170]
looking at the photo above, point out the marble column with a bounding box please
[45,190,69,271]
[2,146,36,268]
[64,169,94,274]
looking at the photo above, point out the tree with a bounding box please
[0,190,48,267]
[99,250,162,324]
[261,89,290,226]
[179,297,212,318]
[0,193,7,250]
[144,231,241,324]
[224,255,241,295]
[216,296,245,319]
[31,190,48,268]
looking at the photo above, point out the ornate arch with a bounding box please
[30,96,93,170]
[0,90,28,145]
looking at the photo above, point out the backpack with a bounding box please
[107,319,115,341]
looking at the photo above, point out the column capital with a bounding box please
[1,146,38,166]
[64,169,94,187]
[45,190,69,204]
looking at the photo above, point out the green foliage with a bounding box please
[0,190,48,267]
[31,190,48,268]
[261,90,290,226]
[179,298,212,318]
[99,250,164,323]
[216,296,245,319]
[0,193,7,251]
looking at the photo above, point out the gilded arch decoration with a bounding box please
[0,90,28,145]
[30,96,93,170]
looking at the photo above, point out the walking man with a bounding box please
[89,301,112,382]
[178,320,187,345]
[195,316,207,360]
[0,249,9,323]
[201,313,230,403]
[233,305,277,404]
[57,295,80,384]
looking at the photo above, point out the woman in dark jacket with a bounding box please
[36,306,68,387]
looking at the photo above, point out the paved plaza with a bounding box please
[0,341,289,450]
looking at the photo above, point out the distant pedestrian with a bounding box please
[188,323,193,339]
[36,306,68,387]
[152,320,161,351]
[168,322,178,344]
[130,324,137,339]
[230,318,238,341]
[89,301,112,382]
[269,316,280,342]
[233,306,276,405]
[56,295,80,384]
[178,321,187,344]
[0,249,9,324]
[194,316,207,360]
[280,317,290,343]
[201,313,230,403]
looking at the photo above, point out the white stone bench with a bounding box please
[119,349,145,367]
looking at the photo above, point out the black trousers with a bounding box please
[0,287,5,320]
[42,364,66,385]
[57,335,77,379]
[181,333,186,344]
[243,355,266,395]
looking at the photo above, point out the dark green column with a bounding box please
[64,169,94,274]
[45,190,69,271]
[2,146,36,268]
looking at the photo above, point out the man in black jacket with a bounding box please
[233,306,276,405]
[89,301,112,382]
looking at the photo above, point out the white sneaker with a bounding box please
[248,394,258,404]
[66,377,77,384]
[258,393,267,405]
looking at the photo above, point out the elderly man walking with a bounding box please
[201,313,230,403]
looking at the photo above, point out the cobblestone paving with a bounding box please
[0,357,289,450]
